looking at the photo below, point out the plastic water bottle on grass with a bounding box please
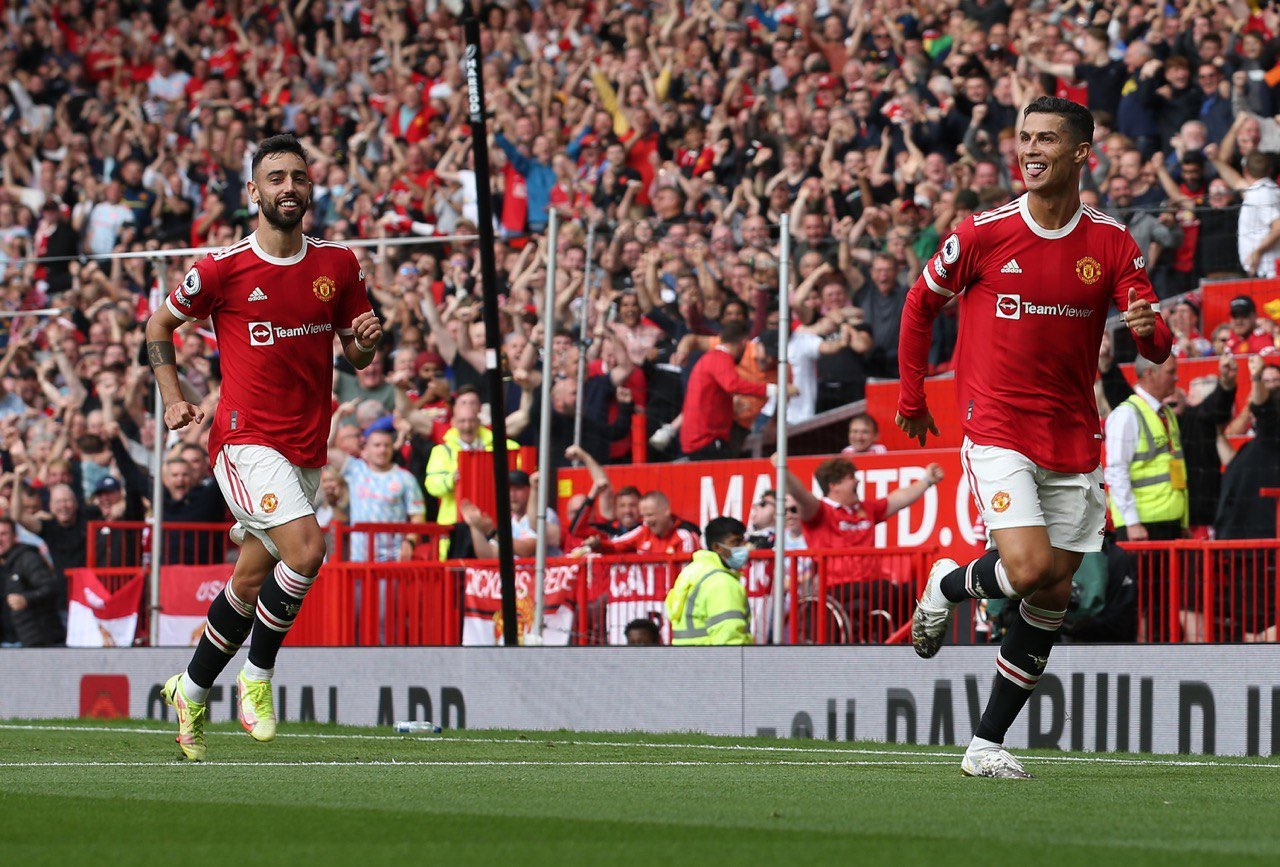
[395,720,442,734]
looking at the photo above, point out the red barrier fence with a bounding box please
[287,560,462,647]
[330,522,453,562]
[85,520,234,569]
[74,521,1280,646]
[1121,540,1280,643]
[300,547,935,646]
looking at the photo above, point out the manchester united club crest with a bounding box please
[1075,256,1102,285]
[312,275,336,302]
[493,596,535,644]
[261,493,279,514]
[991,491,1011,513]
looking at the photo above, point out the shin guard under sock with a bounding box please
[247,561,315,671]
[974,600,1065,743]
[185,583,255,699]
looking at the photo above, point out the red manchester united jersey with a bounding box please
[596,520,701,555]
[900,196,1171,473]
[801,496,889,551]
[167,233,372,467]
[801,496,890,583]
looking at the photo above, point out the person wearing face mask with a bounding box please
[664,516,753,646]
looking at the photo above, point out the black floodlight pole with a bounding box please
[461,1,519,645]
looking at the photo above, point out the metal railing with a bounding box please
[75,521,1280,646]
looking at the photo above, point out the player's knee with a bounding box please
[283,541,325,578]
[1000,549,1054,597]
[229,572,265,606]
[270,520,327,576]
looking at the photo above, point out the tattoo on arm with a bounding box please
[147,341,176,369]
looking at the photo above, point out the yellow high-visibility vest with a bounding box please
[665,550,753,645]
[1109,395,1188,528]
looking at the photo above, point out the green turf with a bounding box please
[0,720,1276,866]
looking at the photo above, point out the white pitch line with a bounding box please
[0,759,956,769]
[1,723,1277,769]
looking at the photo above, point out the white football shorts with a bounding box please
[960,436,1106,553]
[213,444,320,556]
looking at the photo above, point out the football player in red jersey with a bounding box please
[896,97,1173,778]
[146,135,383,761]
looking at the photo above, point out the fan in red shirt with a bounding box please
[584,491,700,556]
[896,97,1172,778]
[1224,295,1276,355]
[146,134,383,761]
[679,320,787,461]
[778,456,942,583]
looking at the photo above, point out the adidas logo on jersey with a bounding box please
[248,287,268,302]
[1000,259,1023,274]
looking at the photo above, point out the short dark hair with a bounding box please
[1023,96,1094,147]
[954,189,980,211]
[624,618,661,643]
[813,457,857,495]
[704,516,746,549]
[616,485,642,500]
[1244,151,1274,181]
[722,296,751,318]
[719,320,750,345]
[251,134,308,178]
[849,411,879,434]
[758,330,780,361]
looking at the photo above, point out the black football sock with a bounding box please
[247,561,315,671]
[974,600,1065,743]
[185,583,255,693]
[939,549,1019,603]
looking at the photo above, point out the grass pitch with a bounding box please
[1,720,1276,866]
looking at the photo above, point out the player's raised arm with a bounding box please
[1115,261,1173,363]
[145,305,204,431]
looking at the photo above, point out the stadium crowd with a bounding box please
[4,0,1280,645]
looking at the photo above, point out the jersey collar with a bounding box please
[821,496,858,515]
[249,232,308,266]
[1018,194,1083,240]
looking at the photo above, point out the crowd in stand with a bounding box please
[7,0,1280,644]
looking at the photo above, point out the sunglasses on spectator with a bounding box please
[787,506,799,514]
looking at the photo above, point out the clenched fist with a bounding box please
[164,401,205,431]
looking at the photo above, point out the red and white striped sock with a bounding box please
[975,601,1066,742]
[184,580,255,699]
[247,562,316,670]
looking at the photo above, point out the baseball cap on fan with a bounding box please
[93,477,122,496]
[1230,295,1256,317]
